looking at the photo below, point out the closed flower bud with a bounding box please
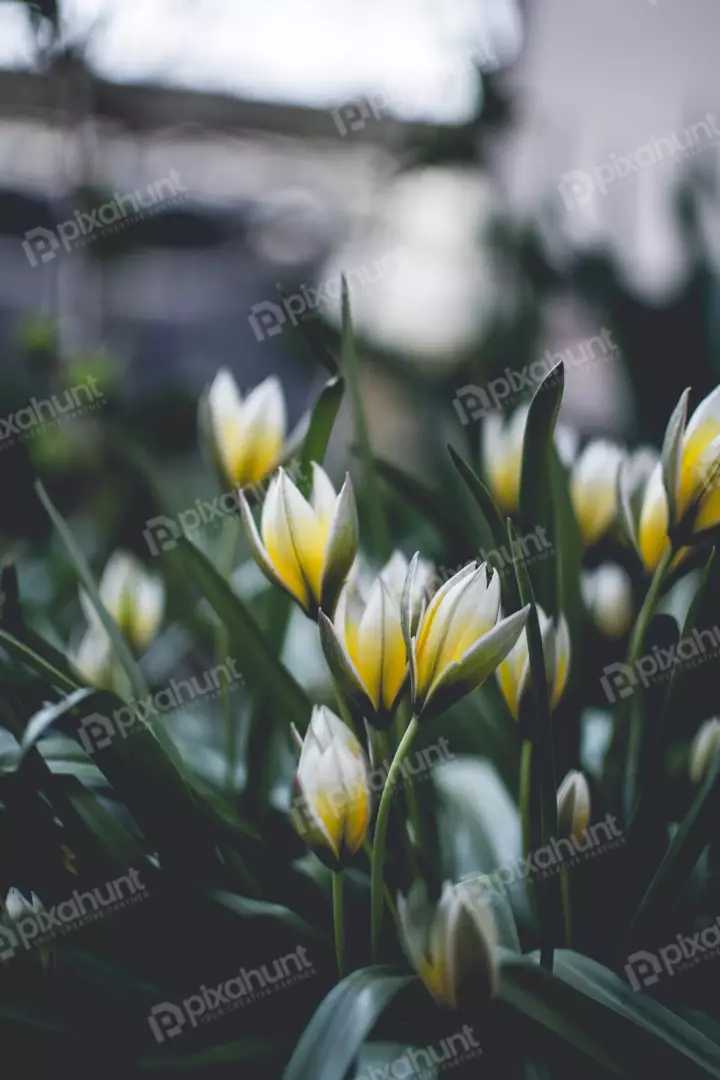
[239,464,358,618]
[398,881,498,1009]
[482,405,577,515]
[639,386,720,571]
[404,558,530,721]
[81,550,165,652]
[200,368,287,489]
[557,770,591,840]
[319,575,407,729]
[379,550,436,634]
[570,440,625,546]
[291,706,371,869]
[689,719,720,786]
[496,605,570,721]
[581,563,633,638]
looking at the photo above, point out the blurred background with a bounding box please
[2,0,720,634]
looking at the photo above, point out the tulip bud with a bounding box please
[239,464,358,618]
[556,771,591,840]
[379,550,436,634]
[404,558,530,721]
[638,386,720,570]
[482,405,577,516]
[581,563,633,638]
[200,368,287,490]
[689,719,720,786]
[319,575,407,730]
[81,550,164,652]
[570,440,625,546]
[291,706,371,870]
[398,881,498,1009]
[496,605,570,721]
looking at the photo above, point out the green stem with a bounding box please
[621,545,673,816]
[215,620,235,795]
[332,871,345,977]
[520,739,533,861]
[370,714,419,961]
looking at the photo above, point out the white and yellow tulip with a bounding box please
[638,386,720,571]
[689,719,720,787]
[319,573,407,729]
[398,880,498,1009]
[291,705,371,869]
[557,770,591,840]
[200,368,287,490]
[581,563,633,638]
[81,550,164,653]
[239,463,358,617]
[570,440,625,546]
[496,605,570,720]
[617,446,660,553]
[403,558,530,721]
[482,405,577,515]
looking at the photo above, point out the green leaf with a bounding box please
[0,627,80,693]
[34,481,179,756]
[374,457,471,557]
[499,950,720,1079]
[549,445,583,638]
[283,966,414,1080]
[298,374,345,497]
[168,537,312,732]
[18,687,212,868]
[341,278,389,560]
[202,888,329,945]
[508,519,560,968]
[626,738,720,944]
[518,362,564,614]
[446,444,515,598]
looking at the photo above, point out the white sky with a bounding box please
[0,0,522,122]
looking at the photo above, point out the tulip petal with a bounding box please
[237,376,286,486]
[571,441,624,545]
[551,613,571,708]
[206,368,246,487]
[318,609,376,720]
[414,563,477,696]
[661,387,690,526]
[356,579,407,713]
[260,472,316,609]
[309,463,338,531]
[421,605,530,720]
[638,463,670,572]
[239,486,307,607]
[320,473,359,618]
[435,566,500,671]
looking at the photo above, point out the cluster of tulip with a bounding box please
[55,366,720,1009]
